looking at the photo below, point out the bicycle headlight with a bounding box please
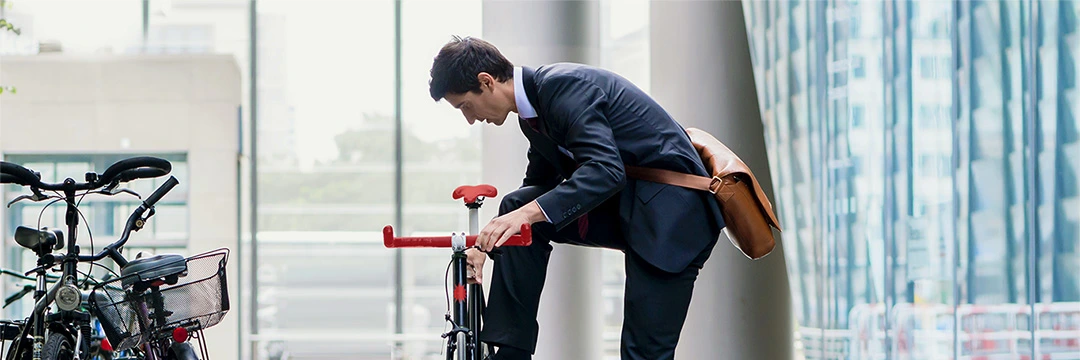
[56,284,81,311]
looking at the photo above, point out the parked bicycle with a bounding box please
[382,184,532,360]
[1,157,229,360]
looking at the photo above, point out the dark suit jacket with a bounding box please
[519,63,725,273]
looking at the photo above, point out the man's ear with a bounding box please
[477,72,494,90]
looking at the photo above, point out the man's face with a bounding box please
[443,74,510,126]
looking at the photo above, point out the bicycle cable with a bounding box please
[441,256,455,357]
[444,257,453,317]
[88,261,119,279]
[35,195,66,232]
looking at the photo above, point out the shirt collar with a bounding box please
[514,66,538,118]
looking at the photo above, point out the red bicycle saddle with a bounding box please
[452,184,498,204]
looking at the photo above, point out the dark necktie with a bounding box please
[524,117,542,134]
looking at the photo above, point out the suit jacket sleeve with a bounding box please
[521,147,561,189]
[533,75,626,230]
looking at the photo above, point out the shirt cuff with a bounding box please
[537,202,552,223]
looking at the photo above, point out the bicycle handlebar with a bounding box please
[0,156,171,191]
[143,176,179,207]
[0,174,23,186]
[77,176,180,267]
[382,224,533,248]
[0,162,40,187]
[97,156,171,188]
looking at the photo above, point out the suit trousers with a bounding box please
[479,186,714,360]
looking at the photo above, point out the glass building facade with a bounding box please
[743,0,1079,358]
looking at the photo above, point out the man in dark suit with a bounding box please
[428,36,725,360]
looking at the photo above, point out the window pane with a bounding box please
[253,0,400,357]
[1033,1,1080,357]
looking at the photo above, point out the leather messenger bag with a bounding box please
[625,128,781,260]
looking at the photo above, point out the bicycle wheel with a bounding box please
[42,332,75,360]
[4,337,29,360]
[6,333,75,360]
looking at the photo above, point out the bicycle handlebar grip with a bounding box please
[0,162,41,186]
[383,223,533,248]
[98,156,171,186]
[0,174,21,185]
[143,176,179,207]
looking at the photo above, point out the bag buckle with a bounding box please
[709,176,723,194]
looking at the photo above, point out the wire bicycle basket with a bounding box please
[89,248,230,352]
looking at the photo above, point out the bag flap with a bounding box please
[686,127,782,231]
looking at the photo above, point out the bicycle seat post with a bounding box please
[467,202,481,236]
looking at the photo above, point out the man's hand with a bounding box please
[465,248,486,284]
[477,200,546,252]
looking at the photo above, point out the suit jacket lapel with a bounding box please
[520,66,577,178]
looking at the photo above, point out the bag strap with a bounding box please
[625,166,716,193]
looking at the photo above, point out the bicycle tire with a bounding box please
[42,332,75,360]
[4,336,28,360]
[5,332,75,360]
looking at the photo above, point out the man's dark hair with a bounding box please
[429,36,514,101]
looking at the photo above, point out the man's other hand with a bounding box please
[465,248,485,284]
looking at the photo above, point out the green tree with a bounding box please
[259,112,482,232]
[332,112,481,164]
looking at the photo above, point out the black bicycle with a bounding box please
[1,157,228,360]
[382,184,532,360]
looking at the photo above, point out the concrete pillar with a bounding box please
[650,1,794,359]
[481,1,604,359]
